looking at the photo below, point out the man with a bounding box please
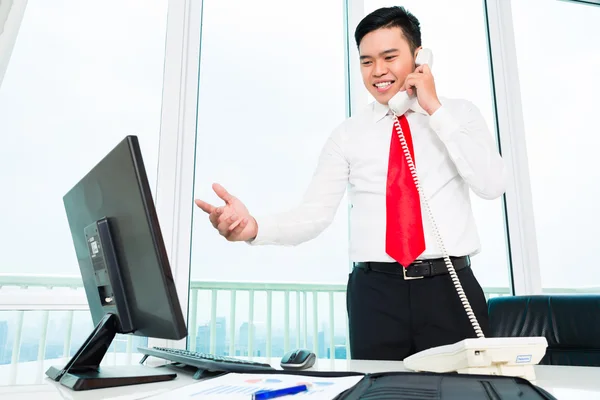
[195,6,506,360]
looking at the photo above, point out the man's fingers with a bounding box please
[228,217,245,232]
[403,77,414,95]
[413,65,431,74]
[195,199,215,214]
[219,213,238,226]
[217,214,240,235]
[226,218,248,239]
[401,77,413,92]
[403,75,421,91]
[209,207,224,227]
[405,74,421,85]
[212,183,234,204]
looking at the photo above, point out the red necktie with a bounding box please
[385,115,426,267]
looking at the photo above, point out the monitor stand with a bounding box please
[46,313,176,391]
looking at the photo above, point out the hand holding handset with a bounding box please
[393,50,548,381]
[388,48,434,116]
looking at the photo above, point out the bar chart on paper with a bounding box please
[150,373,363,399]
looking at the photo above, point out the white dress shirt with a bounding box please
[250,97,507,262]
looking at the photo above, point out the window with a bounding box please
[0,0,168,364]
[363,1,512,294]
[0,0,168,277]
[190,0,348,358]
[511,0,600,293]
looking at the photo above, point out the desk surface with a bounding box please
[1,355,599,399]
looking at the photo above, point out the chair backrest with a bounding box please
[487,295,600,367]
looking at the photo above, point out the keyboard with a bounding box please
[138,346,275,375]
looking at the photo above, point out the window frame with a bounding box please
[483,0,542,294]
[149,0,204,350]
[0,0,28,90]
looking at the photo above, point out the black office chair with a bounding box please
[487,294,600,366]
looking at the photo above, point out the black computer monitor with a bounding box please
[46,136,187,391]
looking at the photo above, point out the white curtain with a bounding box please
[0,0,28,90]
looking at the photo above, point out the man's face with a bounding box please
[359,27,418,105]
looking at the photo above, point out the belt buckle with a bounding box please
[403,263,424,280]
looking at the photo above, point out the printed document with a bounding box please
[149,372,363,399]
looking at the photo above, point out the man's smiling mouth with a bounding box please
[374,80,395,92]
[374,81,394,88]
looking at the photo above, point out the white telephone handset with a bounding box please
[388,48,434,116]
[392,50,548,381]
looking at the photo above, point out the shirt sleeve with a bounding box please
[428,100,507,199]
[248,125,350,246]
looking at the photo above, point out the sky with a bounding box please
[0,0,598,339]
[0,0,166,276]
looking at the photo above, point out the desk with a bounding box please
[1,356,599,399]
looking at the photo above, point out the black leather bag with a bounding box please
[242,369,557,399]
[333,371,557,400]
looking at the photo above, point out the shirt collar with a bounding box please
[372,99,428,122]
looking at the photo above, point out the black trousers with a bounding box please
[346,263,489,360]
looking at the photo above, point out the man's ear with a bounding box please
[413,46,423,60]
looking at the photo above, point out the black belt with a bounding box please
[353,256,470,280]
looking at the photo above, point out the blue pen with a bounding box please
[252,384,309,399]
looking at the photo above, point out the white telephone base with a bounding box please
[403,337,548,382]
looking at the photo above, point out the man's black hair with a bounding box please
[354,6,421,54]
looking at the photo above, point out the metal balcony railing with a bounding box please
[1,273,597,368]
